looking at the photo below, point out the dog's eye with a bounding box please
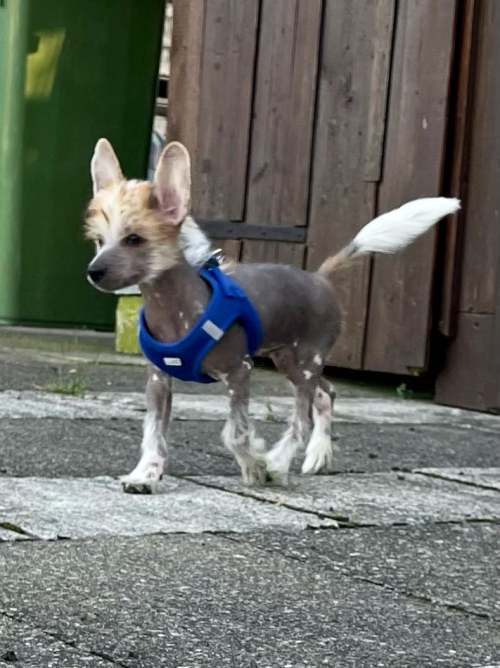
[124,234,144,246]
[96,236,104,248]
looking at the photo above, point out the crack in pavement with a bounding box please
[180,475,354,528]
[0,609,128,667]
[2,469,500,543]
[221,534,500,624]
[0,521,37,539]
[416,470,500,494]
[182,473,500,530]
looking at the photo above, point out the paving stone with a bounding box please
[232,523,500,621]
[3,390,500,432]
[0,476,335,540]
[191,473,500,526]
[333,423,500,472]
[0,350,292,396]
[0,418,245,478]
[0,535,499,667]
[0,616,110,667]
[2,418,499,479]
[417,468,500,492]
[0,390,290,421]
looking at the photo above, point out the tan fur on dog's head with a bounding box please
[85,139,191,292]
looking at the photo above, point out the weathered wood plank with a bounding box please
[456,0,500,316]
[198,221,306,242]
[241,241,306,269]
[436,313,498,412]
[439,0,477,337]
[167,0,206,156]
[245,0,322,228]
[219,240,241,263]
[436,0,500,412]
[307,0,396,369]
[194,0,259,220]
[363,0,457,374]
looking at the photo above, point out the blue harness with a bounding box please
[138,257,262,383]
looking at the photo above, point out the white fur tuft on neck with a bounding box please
[180,217,213,267]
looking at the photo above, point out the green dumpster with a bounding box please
[0,0,164,329]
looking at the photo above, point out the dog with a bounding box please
[85,138,460,493]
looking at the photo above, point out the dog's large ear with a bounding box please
[152,141,191,226]
[91,139,123,195]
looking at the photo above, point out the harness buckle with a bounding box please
[204,249,224,269]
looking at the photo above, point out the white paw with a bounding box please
[119,462,164,494]
[301,444,332,475]
[249,435,267,457]
[241,458,268,485]
[264,453,290,486]
[302,435,340,475]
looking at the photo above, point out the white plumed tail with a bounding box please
[318,197,460,277]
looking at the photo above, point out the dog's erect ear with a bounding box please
[152,141,191,226]
[91,139,123,195]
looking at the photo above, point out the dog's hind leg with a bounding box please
[221,359,268,485]
[120,365,171,494]
[302,379,341,475]
[266,348,318,485]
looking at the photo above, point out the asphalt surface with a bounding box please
[1,330,499,667]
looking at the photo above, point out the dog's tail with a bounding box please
[317,197,460,278]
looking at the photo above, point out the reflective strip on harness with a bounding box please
[202,320,224,340]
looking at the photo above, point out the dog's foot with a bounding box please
[241,458,268,486]
[301,445,332,475]
[302,434,341,475]
[121,481,154,495]
[264,456,289,486]
[265,468,289,486]
[119,464,164,495]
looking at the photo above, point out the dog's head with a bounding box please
[85,139,191,292]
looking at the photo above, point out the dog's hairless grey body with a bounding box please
[135,258,341,491]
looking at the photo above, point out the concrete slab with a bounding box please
[3,390,500,431]
[0,327,404,398]
[0,352,147,394]
[0,389,286,421]
[0,616,111,667]
[191,473,500,526]
[233,523,500,621]
[2,418,499,479]
[0,476,335,540]
[0,418,246,478]
[0,348,292,396]
[1,535,499,667]
[334,398,500,429]
[333,422,500,472]
[417,468,500,492]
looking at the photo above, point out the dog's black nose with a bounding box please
[88,268,106,284]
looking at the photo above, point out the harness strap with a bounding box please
[138,261,262,383]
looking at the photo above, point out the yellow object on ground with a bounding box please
[115,296,142,354]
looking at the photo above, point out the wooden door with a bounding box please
[436,0,500,412]
[168,0,458,376]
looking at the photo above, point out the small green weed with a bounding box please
[396,383,414,400]
[40,368,88,397]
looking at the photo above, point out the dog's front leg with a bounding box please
[120,365,172,494]
[221,360,268,485]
